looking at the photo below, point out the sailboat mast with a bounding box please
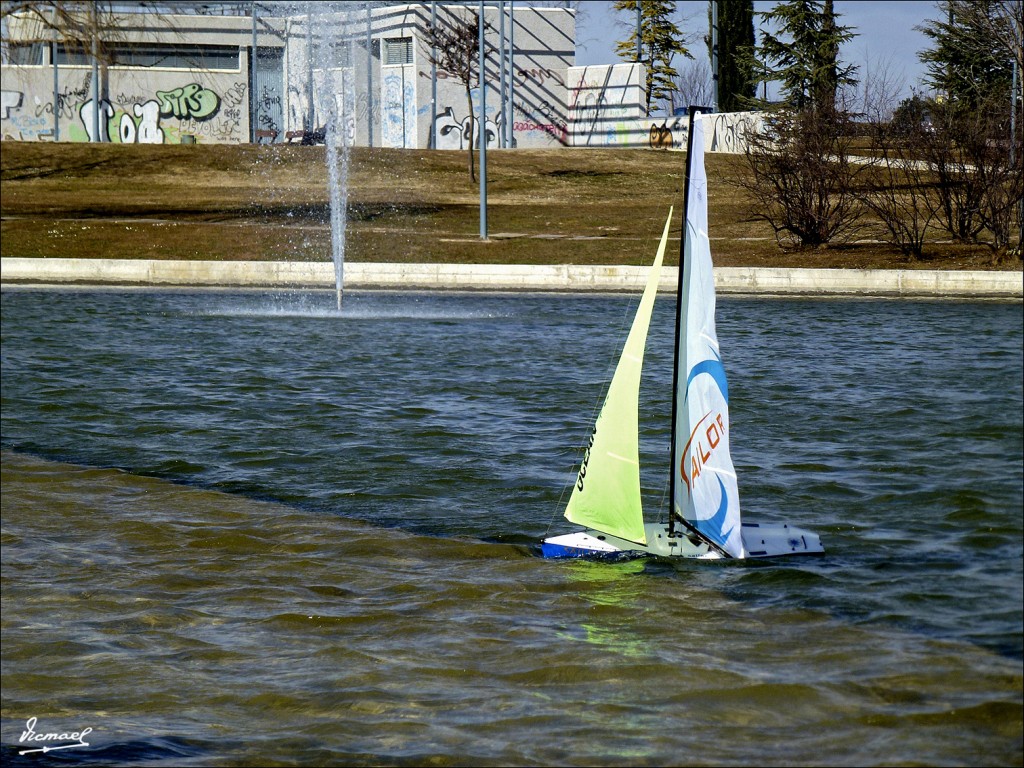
[668,106,703,539]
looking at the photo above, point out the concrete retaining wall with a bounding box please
[2,258,1021,298]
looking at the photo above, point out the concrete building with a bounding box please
[0,2,579,148]
[1,1,757,151]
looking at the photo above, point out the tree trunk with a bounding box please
[465,86,476,183]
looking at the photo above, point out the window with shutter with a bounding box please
[383,37,412,66]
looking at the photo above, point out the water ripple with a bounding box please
[1,288,1021,766]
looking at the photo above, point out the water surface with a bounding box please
[2,288,1021,766]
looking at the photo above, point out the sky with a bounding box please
[573,0,940,103]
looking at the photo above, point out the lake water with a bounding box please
[1,287,1021,766]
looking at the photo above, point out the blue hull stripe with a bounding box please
[541,542,592,559]
[541,541,639,561]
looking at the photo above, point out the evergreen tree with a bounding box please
[754,0,857,113]
[918,0,1017,113]
[614,0,692,115]
[707,0,756,112]
[815,0,843,110]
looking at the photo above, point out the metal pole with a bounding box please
[711,0,719,112]
[51,35,59,141]
[366,5,373,147]
[91,4,99,142]
[251,1,258,143]
[306,13,314,132]
[669,107,702,540]
[47,4,59,141]
[431,1,437,149]
[498,0,506,148]
[479,0,488,239]
[508,0,515,147]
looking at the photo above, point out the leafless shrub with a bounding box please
[738,107,866,248]
[667,59,712,115]
[859,122,937,259]
[858,89,1022,262]
[921,98,1022,256]
[851,64,936,259]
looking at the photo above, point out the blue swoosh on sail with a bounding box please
[693,476,735,548]
[685,350,729,403]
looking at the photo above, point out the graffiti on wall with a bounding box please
[1,90,23,118]
[255,83,283,134]
[516,67,563,88]
[649,121,675,150]
[155,83,220,120]
[422,65,567,147]
[2,87,52,139]
[567,64,762,152]
[1,72,91,138]
[515,97,567,144]
[568,66,646,147]
[285,74,355,146]
[1,78,245,143]
[704,111,762,153]
[381,71,416,149]
[432,106,499,150]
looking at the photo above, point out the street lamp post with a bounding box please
[479,0,488,239]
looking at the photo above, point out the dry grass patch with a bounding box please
[2,140,1019,271]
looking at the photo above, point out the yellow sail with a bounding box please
[563,209,673,545]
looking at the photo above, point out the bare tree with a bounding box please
[2,2,112,59]
[737,107,866,248]
[939,96,1023,256]
[855,53,907,124]
[859,121,937,259]
[421,8,489,182]
[953,0,1024,254]
[848,60,937,259]
[861,91,1023,261]
[668,58,712,114]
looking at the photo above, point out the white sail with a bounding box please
[672,112,745,559]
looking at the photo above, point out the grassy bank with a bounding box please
[1,140,1018,271]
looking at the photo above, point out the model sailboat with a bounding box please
[542,108,824,560]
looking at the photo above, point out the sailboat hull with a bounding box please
[541,521,824,560]
[542,523,721,560]
[740,521,825,557]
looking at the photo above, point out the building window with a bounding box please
[7,43,45,65]
[55,43,240,70]
[383,37,412,66]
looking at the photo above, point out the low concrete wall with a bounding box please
[1,258,1021,298]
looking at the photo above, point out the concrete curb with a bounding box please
[1,258,1021,298]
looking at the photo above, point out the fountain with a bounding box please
[326,102,350,312]
[280,2,363,311]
